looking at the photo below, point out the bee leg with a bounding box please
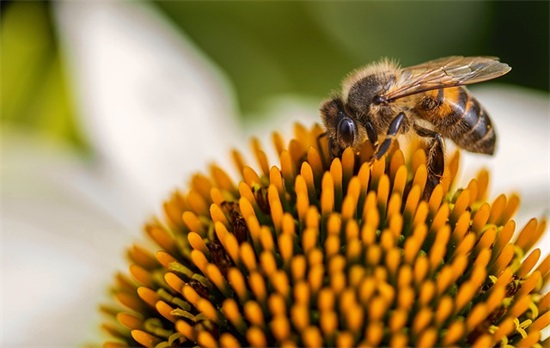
[365,119,378,148]
[413,125,445,200]
[374,112,406,160]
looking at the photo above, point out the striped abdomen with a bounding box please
[415,87,496,155]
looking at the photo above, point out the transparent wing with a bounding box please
[381,56,511,102]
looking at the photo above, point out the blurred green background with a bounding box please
[2,1,548,153]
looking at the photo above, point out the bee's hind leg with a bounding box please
[373,112,406,160]
[413,125,445,200]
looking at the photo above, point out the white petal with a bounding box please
[54,1,241,224]
[4,2,243,345]
[3,133,131,345]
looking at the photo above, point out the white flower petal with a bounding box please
[3,133,131,345]
[4,2,243,345]
[54,1,241,224]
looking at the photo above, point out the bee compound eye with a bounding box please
[338,118,356,146]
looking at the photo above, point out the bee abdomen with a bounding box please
[450,90,495,155]
[420,87,496,155]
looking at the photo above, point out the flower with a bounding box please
[102,123,549,347]
[3,2,548,346]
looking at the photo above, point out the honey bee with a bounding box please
[320,56,511,198]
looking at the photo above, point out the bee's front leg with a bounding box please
[413,125,445,200]
[373,112,406,160]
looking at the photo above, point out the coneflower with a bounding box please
[102,123,549,348]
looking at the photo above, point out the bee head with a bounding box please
[320,97,360,158]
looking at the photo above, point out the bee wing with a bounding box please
[382,56,511,101]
